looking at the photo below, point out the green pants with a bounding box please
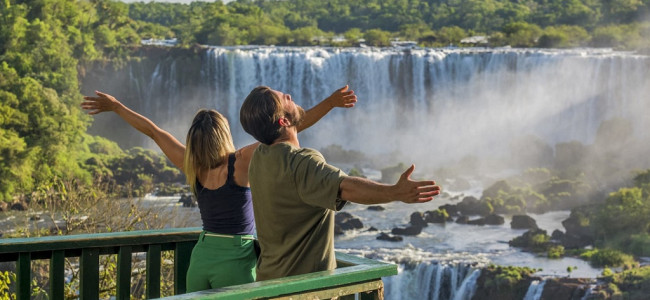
[186,231,257,292]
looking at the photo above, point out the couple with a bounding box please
[81,86,441,292]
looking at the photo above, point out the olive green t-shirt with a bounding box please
[249,142,347,281]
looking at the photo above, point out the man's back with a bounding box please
[249,142,347,281]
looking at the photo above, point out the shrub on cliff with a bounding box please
[475,265,537,300]
[579,249,636,268]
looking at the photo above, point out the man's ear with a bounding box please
[278,116,291,127]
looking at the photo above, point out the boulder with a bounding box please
[439,204,459,216]
[424,210,450,224]
[540,278,591,300]
[562,210,595,241]
[484,214,505,225]
[391,225,423,236]
[561,233,593,249]
[367,205,386,211]
[178,194,197,207]
[335,212,364,232]
[467,218,486,226]
[456,216,470,224]
[0,202,8,212]
[377,233,403,242]
[10,201,27,211]
[410,212,428,227]
[457,196,492,216]
[551,230,565,241]
[511,215,539,230]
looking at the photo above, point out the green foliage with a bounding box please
[364,28,391,46]
[548,245,565,258]
[608,266,650,299]
[509,229,552,252]
[503,21,542,47]
[580,248,636,268]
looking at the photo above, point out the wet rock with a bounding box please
[457,196,492,216]
[484,214,505,225]
[367,227,378,232]
[561,233,593,249]
[377,232,403,242]
[424,210,450,224]
[410,212,428,227]
[367,205,385,211]
[467,218,486,226]
[511,215,539,230]
[439,204,459,216]
[10,201,27,211]
[335,212,364,234]
[551,229,565,241]
[541,278,591,300]
[30,214,41,221]
[334,226,344,235]
[391,225,423,236]
[456,215,469,224]
[562,210,595,241]
[178,194,197,207]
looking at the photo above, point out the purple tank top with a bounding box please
[195,153,255,235]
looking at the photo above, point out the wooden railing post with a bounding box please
[80,248,100,299]
[174,241,194,295]
[16,252,30,300]
[117,246,133,300]
[146,244,162,298]
[50,250,65,299]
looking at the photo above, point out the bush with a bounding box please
[548,245,565,258]
[580,249,636,268]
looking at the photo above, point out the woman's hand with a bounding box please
[81,91,122,115]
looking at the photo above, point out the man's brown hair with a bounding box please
[240,86,284,145]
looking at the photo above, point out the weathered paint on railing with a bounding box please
[0,228,397,299]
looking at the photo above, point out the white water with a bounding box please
[103,47,650,173]
[83,46,650,299]
[523,280,546,300]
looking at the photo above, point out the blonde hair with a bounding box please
[184,109,235,195]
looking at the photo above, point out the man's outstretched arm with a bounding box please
[298,85,357,132]
[339,165,441,205]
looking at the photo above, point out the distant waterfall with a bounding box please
[90,47,650,169]
[523,280,546,300]
[384,262,479,300]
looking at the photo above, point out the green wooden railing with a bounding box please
[0,227,397,299]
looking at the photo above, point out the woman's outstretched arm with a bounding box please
[81,91,185,169]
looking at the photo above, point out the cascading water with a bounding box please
[93,47,650,171]
[523,280,546,300]
[383,262,479,300]
[83,47,650,299]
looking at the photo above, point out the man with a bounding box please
[240,85,441,281]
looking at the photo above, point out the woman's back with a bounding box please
[196,153,255,235]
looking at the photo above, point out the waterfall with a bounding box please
[89,47,650,171]
[523,280,546,300]
[383,262,479,300]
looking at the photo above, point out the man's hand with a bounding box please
[327,85,357,108]
[81,91,122,115]
[393,165,441,204]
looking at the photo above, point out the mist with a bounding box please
[83,47,650,188]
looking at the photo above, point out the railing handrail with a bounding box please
[0,227,202,258]
[0,227,397,299]
[164,252,397,299]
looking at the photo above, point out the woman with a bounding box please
[81,86,356,291]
